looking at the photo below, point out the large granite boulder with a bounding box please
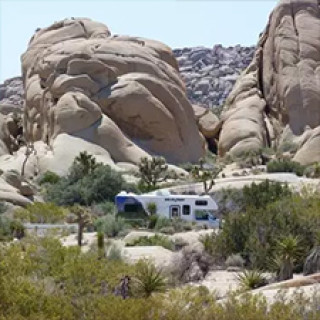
[17,18,204,176]
[218,0,320,164]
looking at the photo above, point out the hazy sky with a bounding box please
[0,0,278,82]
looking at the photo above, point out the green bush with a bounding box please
[210,194,320,270]
[95,214,129,237]
[241,179,292,210]
[91,201,116,216]
[0,235,319,318]
[38,171,61,185]
[148,214,159,229]
[14,202,66,223]
[45,161,135,206]
[126,234,174,250]
[155,217,194,233]
[267,159,305,176]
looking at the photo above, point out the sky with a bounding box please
[0,0,278,82]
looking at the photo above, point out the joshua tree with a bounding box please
[21,142,35,177]
[138,156,169,190]
[74,151,98,175]
[70,205,92,247]
[274,235,302,281]
[191,158,222,194]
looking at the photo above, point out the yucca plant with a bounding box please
[236,269,267,291]
[133,260,167,298]
[274,235,302,281]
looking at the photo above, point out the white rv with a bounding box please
[115,189,220,227]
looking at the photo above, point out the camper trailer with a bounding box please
[115,189,220,227]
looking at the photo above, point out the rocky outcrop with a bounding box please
[218,0,320,164]
[0,18,207,178]
[173,45,255,108]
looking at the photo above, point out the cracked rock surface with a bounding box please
[218,0,320,164]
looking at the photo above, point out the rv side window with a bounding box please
[195,200,208,206]
[124,204,141,213]
[182,205,190,215]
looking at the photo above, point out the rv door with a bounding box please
[170,205,180,218]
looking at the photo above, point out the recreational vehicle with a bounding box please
[115,189,220,227]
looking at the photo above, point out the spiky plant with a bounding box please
[138,156,169,190]
[133,260,167,298]
[191,158,222,194]
[236,269,267,291]
[274,235,302,281]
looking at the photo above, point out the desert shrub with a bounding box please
[14,202,67,223]
[236,270,268,290]
[170,246,213,284]
[126,234,174,250]
[304,162,320,178]
[159,226,175,235]
[95,214,129,237]
[132,260,167,298]
[267,159,305,176]
[241,179,292,210]
[106,243,123,261]
[155,217,194,233]
[45,162,135,206]
[211,194,320,270]
[91,201,116,216]
[155,216,172,230]
[148,214,158,229]
[0,235,319,318]
[226,254,245,269]
[38,171,60,185]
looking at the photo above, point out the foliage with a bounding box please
[0,235,319,318]
[45,157,133,206]
[69,205,92,246]
[148,214,159,229]
[132,260,167,297]
[191,157,222,194]
[138,156,169,191]
[14,202,67,223]
[304,162,320,178]
[91,201,116,216]
[206,194,320,271]
[241,180,292,210]
[0,216,24,241]
[38,171,61,185]
[274,235,303,281]
[236,270,268,291]
[267,159,305,176]
[147,202,157,215]
[154,217,194,233]
[226,254,245,269]
[126,234,174,250]
[170,246,213,284]
[95,214,129,237]
[74,151,99,175]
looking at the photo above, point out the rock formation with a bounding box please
[0,18,208,178]
[218,0,320,165]
[174,45,255,109]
